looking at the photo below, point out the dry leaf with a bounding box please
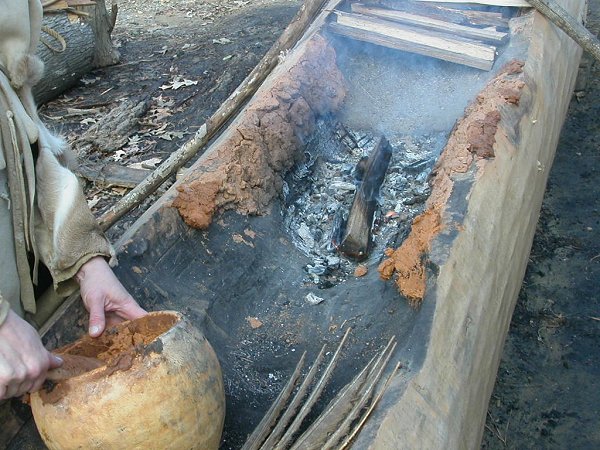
[80,117,97,126]
[128,135,142,145]
[306,293,324,305]
[111,187,128,196]
[87,195,100,208]
[112,149,127,161]
[159,131,185,141]
[153,94,175,108]
[160,77,198,91]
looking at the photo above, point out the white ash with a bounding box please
[305,293,325,305]
[282,118,446,288]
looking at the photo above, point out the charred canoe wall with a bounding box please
[172,34,346,229]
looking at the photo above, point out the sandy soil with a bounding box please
[38,0,599,448]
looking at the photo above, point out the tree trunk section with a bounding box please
[34,0,119,104]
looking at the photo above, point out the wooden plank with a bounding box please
[351,3,508,44]
[414,0,531,8]
[377,0,511,28]
[331,12,496,70]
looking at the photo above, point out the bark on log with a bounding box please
[79,0,119,67]
[34,12,95,104]
[76,162,151,188]
[34,0,119,104]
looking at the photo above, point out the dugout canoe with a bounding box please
[4,0,585,448]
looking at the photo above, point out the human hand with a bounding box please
[76,256,147,337]
[0,310,63,400]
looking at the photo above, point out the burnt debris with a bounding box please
[282,118,445,289]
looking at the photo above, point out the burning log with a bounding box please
[330,11,497,71]
[351,3,509,44]
[338,136,392,260]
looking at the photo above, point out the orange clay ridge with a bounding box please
[172,34,347,228]
[378,60,526,306]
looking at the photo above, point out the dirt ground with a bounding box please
[39,0,599,448]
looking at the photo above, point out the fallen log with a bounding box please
[338,136,392,260]
[77,99,149,154]
[330,11,497,70]
[34,0,119,104]
[351,3,509,44]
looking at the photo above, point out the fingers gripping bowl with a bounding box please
[30,311,225,450]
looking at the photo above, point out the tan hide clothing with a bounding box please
[0,0,115,325]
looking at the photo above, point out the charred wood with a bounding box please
[77,99,149,154]
[76,162,151,189]
[338,136,392,260]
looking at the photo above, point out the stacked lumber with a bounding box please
[328,1,523,70]
[376,0,510,28]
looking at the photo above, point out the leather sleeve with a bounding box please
[34,136,115,297]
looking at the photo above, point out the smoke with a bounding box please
[331,34,493,138]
